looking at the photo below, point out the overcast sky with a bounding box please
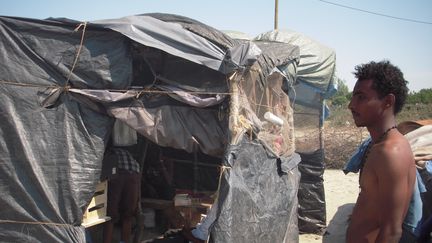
[1,0,431,92]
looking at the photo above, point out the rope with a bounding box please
[65,22,87,87]
[212,165,231,202]
[2,21,87,89]
[0,219,73,227]
[0,79,232,96]
[1,78,286,121]
[0,80,57,89]
[110,89,232,96]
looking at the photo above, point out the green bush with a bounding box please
[406,88,432,104]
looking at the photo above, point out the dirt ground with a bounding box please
[299,169,359,243]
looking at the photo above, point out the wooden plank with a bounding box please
[82,180,109,227]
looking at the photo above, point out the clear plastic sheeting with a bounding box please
[236,41,299,158]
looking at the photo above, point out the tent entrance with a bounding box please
[138,138,221,240]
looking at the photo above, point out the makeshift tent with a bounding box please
[254,29,338,234]
[0,13,302,242]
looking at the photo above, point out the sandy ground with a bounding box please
[299,169,360,243]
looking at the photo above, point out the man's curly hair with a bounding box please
[353,60,409,114]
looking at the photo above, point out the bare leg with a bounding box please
[121,217,133,243]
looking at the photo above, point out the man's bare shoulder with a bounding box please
[370,133,413,171]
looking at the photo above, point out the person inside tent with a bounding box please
[103,120,141,243]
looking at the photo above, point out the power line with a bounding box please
[317,0,432,25]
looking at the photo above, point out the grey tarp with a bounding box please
[0,13,301,242]
[92,15,230,75]
[254,29,338,100]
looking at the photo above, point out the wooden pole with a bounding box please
[274,0,279,30]
[229,73,239,145]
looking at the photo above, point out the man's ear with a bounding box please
[384,93,396,109]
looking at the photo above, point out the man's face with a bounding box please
[348,79,386,127]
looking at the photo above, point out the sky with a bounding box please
[1,0,431,92]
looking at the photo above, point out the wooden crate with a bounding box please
[82,180,111,228]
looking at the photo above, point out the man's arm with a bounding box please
[374,141,414,243]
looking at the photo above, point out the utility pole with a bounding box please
[274,0,279,30]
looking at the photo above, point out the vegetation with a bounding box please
[324,81,432,169]
[328,79,350,107]
[327,80,432,124]
[328,80,432,108]
[406,88,432,104]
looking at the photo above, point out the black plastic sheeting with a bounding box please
[0,16,127,243]
[0,15,229,242]
[0,85,112,242]
[0,14,302,242]
[297,149,327,234]
[211,138,301,243]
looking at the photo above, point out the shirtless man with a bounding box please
[346,60,416,243]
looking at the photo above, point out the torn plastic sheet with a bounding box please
[211,138,301,242]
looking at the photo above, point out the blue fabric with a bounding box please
[418,169,426,194]
[192,226,208,241]
[343,137,371,174]
[426,160,432,174]
[405,170,424,237]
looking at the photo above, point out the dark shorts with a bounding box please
[399,225,418,243]
[106,169,141,222]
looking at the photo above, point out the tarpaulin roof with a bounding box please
[0,13,302,243]
[254,30,337,99]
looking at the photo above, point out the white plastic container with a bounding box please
[264,111,284,126]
